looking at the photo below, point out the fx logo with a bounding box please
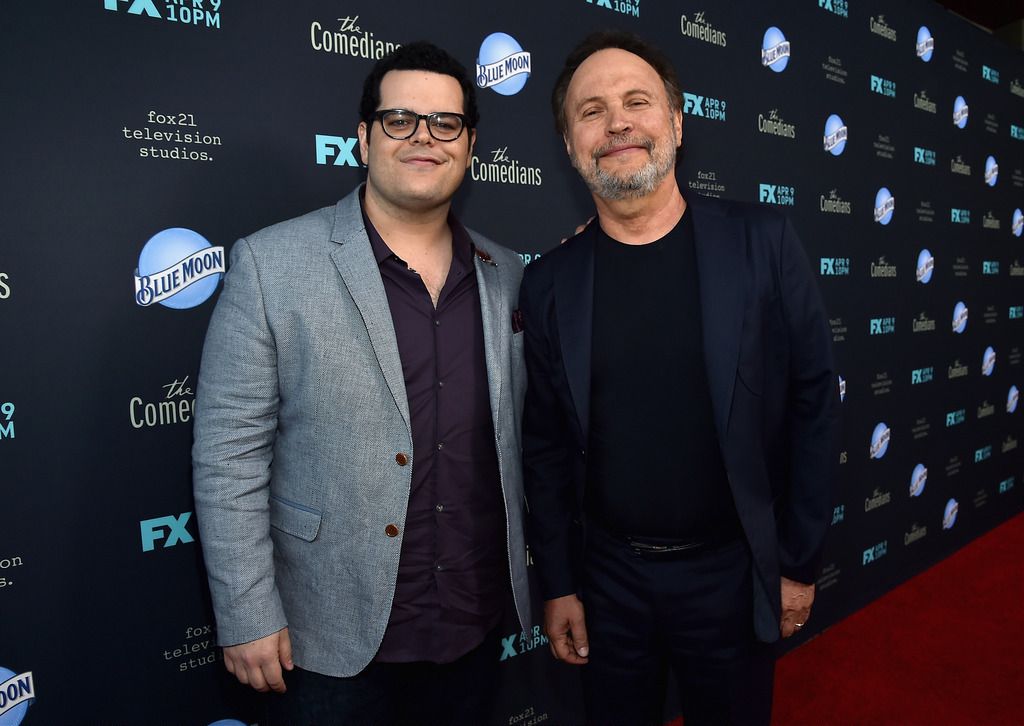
[140,512,195,552]
[315,135,361,167]
[104,0,160,17]
[683,93,704,116]
[759,184,777,203]
[500,634,518,660]
[586,0,613,6]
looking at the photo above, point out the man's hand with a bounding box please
[223,627,294,692]
[779,577,815,638]
[543,594,589,664]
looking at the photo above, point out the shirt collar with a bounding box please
[360,188,474,272]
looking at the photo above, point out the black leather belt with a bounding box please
[600,528,742,561]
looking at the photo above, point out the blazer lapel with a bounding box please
[473,245,506,429]
[328,193,411,433]
[556,226,596,443]
[691,198,746,442]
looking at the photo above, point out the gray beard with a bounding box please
[572,133,677,201]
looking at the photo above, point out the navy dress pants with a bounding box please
[264,632,500,726]
[580,525,775,726]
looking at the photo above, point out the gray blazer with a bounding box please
[192,187,531,677]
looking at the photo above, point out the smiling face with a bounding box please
[562,48,682,201]
[358,70,474,214]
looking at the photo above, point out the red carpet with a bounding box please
[771,513,1024,725]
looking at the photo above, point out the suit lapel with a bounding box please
[328,193,411,433]
[556,227,596,443]
[691,198,746,441]
[473,246,506,428]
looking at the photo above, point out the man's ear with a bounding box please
[465,128,477,169]
[358,121,369,165]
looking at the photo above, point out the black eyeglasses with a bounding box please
[372,109,469,142]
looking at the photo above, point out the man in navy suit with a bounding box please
[520,31,840,725]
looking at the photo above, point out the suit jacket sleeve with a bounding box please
[519,261,580,600]
[777,217,840,585]
[192,237,287,647]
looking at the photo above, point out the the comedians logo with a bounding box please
[761,27,790,72]
[916,26,934,61]
[950,155,971,176]
[758,109,796,138]
[905,523,928,545]
[916,249,935,283]
[952,302,969,334]
[983,215,1001,232]
[130,377,195,429]
[914,146,936,166]
[982,346,996,377]
[476,33,531,96]
[680,11,726,46]
[985,156,999,186]
[874,187,894,225]
[471,147,542,186]
[865,488,892,512]
[1013,79,1024,98]
[953,96,969,128]
[912,312,935,333]
[0,667,34,723]
[310,15,400,60]
[948,359,969,380]
[978,400,996,419]
[820,190,851,215]
[870,256,896,278]
[823,114,847,155]
[103,0,221,29]
[870,422,891,459]
[870,15,896,41]
[870,75,896,98]
[913,90,937,113]
[133,228,225,309]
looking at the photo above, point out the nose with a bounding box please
[409,116,434,144]
[606,105,632,135]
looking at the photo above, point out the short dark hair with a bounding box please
[360,41,480,134]
[551,31,683,137]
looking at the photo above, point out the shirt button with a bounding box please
[437,442,444,450]
[435,563,445,571]
[438,380,445,388]
[395,452,409,466]
[385,524,400,537]
[435,504,444,512]
[434,319,441,327]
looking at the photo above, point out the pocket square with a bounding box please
[511,309,524,334]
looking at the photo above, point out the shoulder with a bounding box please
[688,193,787,231]
[522,222,597,285]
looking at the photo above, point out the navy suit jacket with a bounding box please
[519,193,840,643]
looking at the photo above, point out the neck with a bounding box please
[593,174,687,245]
[363,184,452,257]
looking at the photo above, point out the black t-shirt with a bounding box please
[587,209,743,539]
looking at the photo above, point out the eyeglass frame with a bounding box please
[370,109,471,142]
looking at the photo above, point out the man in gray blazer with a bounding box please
[192,42,530,724]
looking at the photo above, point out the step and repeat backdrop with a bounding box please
[3,1,1023,723]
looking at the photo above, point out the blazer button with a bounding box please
[395,453,409,466]
[385,524,400,537]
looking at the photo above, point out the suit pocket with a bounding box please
[269,494,323,542]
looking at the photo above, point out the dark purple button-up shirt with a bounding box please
[362,201,508,664]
